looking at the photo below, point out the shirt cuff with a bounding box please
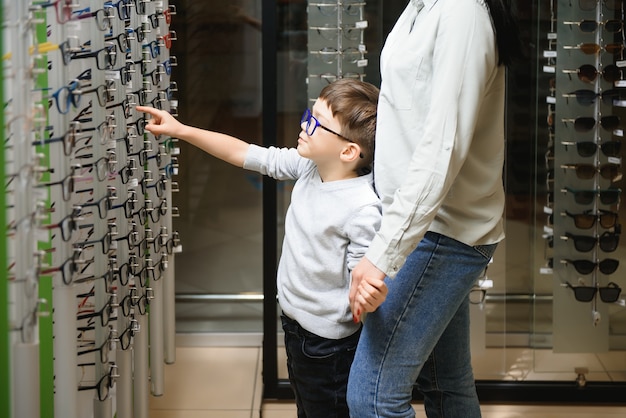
[366,234,407,279]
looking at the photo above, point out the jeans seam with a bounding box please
[472,244,496,260]
[429,351,443,417]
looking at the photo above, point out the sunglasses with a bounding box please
[561,258,620,275]
[562,116,620,133]
[563,19,623,33]
[563,43,624,55]
[562,64,622,84]
[560,163,620,181]
[561,140,621,158]
[561,89,622,106]
[564,281,622,303]
[563,231,620,253]
[563,209,619,229]
[563,186,621,205]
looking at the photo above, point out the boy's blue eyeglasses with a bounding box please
[301,109,352,142]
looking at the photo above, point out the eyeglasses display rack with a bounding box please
[540,0,625,353]
[2,1,181,417]
[306,0,369,103]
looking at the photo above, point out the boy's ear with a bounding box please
[340,142,362,163]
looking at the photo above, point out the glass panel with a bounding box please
[472,0,626,386]
[525,0,626,383]
[171,2,264,333]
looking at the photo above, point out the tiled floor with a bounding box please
[148,343,626,418]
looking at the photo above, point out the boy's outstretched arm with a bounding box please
[136,105,250,168]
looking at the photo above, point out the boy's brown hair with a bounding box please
[318,78,379,175]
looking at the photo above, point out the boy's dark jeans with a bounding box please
[281,315,361,418]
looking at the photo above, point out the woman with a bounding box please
[347,1,522,417]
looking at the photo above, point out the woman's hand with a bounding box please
[350,257,388,323]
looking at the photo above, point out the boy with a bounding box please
[137,78,381,417]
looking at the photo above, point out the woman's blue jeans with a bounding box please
[282,315,361,418]
[347,232,497,418]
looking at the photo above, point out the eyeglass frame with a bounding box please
[300,108,353,142]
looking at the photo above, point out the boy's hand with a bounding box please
[350,257,388,323]
[136,105,183,137]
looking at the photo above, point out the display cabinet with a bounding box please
[2,1,181,417]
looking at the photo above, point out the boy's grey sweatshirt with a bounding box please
[244,144,382,339]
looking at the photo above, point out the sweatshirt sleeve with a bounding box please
[345,202,382,272]
[243,144,310,181]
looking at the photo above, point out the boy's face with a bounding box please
[297,99,350,164]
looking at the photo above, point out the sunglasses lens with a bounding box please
[574,165,596,179]
[605,20,623,33]
[599,212,617,228]
[576,142,597,157]
[600,116,620,131]
[580,43,602,54]
[599,258,619,274]
[572,89,597,106]
[600,189,620,204]
[573,286,596,302]
[606,44,623,54]
[577,64,598,83]
[571,234,596,252]
[574,190,595,205]
[599,164,619,180]
[601,89,621,106]
[579,20,598,32]
[573,214,596,229]
[601,141,621,157]
[600,288,621,302]
[602,65,621,83]
[573,259,596,275]
[599,232,620,252]
[600,283,622,302]
[574,117,595,132]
